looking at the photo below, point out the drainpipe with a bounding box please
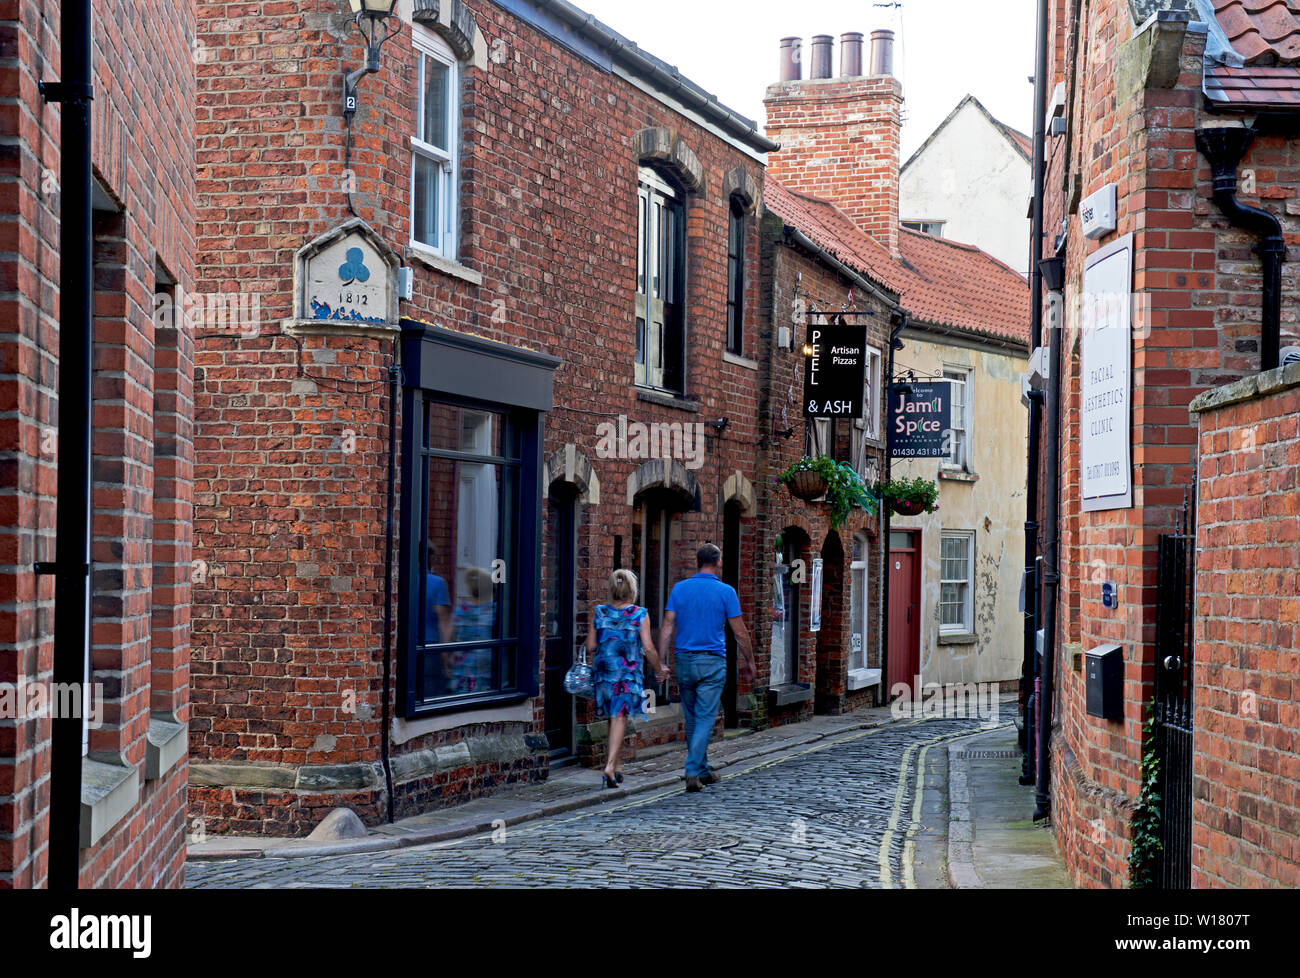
[380,340,401,823]
[1021,0,1051,785]
[878,311,908,700]
[39,1,95,890]
[1035,262,1065,822]
[1196,127,1285,371]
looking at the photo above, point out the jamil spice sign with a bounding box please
[888,382,952,458]
[803,320,866,419]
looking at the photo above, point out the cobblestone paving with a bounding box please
[187,717,992,889]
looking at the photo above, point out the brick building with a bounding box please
[1035,0,1300,888]
[0,2,195,886]
[188,0,775,835]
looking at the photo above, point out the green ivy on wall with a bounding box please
[1128,705,1162,888]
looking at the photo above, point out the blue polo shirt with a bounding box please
[666,572,741,655]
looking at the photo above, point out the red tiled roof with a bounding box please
[764,181,1030,347]
[1205,63,1300,106]
[1213,0,1300,65]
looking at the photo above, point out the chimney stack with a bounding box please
[870,29,895,77]
[810,35,833,80]
[841,32,864,78]
[779,37,802,82]
[765,29,904,257]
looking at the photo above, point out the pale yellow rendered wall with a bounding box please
[888,334,1028,687]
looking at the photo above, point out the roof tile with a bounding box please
[765,181,1029,346]
[1214,0,1300,64]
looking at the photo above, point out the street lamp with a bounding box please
[344,0,401,118]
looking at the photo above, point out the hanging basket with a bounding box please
[785,469,829,501]
[892,498,927,517]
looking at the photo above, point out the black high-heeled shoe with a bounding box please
[615,772,624,785]
[602,772,618,789]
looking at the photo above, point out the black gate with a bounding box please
[1153,515,1195,889]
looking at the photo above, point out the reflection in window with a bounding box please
[418,403,520,704]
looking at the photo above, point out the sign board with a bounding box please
[803,320,867,419]
[1080,233,1133,511]
[888,381,953,458]
[809,558,823,633]
[1081,183,1117,240]
[289,217,399,334]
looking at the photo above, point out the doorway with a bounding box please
[888,530,921,695]
[722,502,742,726]
[544,487,577,755]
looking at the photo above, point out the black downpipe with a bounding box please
[380,340,401,823]
[1196,127,1285,371]
[1035,281,1064,822]
[1022,0,1051,785]
[44,3,95,890]
[878,311,908,701]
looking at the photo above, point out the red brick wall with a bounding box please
[1044,0,1300,887]
[189,0,771,832]
[0,0,195,887]
[1192,369,1300,888]
[765,74,903,256]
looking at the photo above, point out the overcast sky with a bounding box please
[571,0,1037,162]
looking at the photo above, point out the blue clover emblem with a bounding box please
[338,247,371,285]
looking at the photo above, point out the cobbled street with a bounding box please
[187,717,998,889]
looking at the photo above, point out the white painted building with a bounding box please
[900,95,1032,276]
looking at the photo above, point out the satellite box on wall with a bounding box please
[1081,183,1117,240]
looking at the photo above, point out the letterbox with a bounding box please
[1085,643,1123,721]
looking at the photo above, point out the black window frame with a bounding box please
[398,320,556,719]
[635,166,687,395]
[726,197,746,356]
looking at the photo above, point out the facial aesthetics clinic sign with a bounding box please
[1080,233,1133,511]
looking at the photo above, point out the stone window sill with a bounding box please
[939,468,979,483]
[408,244,484,286]
[768,682,813,707]
[938,631,977,646]
[847,667,881,691]
[145,716,187,781]
[723,351,758,370]
[636,388,700,413]
[81,757,140,848]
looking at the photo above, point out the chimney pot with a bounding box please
[779,36,802,82]
[810,35,833,80]
[841,32,864,77]
[870,29,895,77]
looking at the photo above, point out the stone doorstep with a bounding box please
[186,707,901,862]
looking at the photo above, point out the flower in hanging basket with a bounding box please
[873,475,940,516]
[778,455,878,529]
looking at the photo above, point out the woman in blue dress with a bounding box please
[584,570,668,788]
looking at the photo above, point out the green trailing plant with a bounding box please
[777,455,877,529]
[872,475,940,513]
[1128,705,1163,889]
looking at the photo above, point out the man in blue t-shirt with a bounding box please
[659,543,755,792]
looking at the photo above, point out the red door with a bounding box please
[888,531,921,695]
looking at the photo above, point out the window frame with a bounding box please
[853,344,884,476]
[726,197,746,356]
[902,220,946,236]
[635,166,687,394]
[942,365,972,472]
[849,534,870,672]
[410,25,460,261]
[939,530,976,635]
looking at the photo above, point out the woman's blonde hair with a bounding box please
[609,569,638,603]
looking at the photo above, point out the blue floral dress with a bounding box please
[592,604,648,720]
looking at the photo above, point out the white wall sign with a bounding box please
[809,557,824,633]
[1081,183,1117,240]
[1080,233,1133,512]
[287,217,400,335]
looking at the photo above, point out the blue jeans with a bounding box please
[675,652,726,778]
